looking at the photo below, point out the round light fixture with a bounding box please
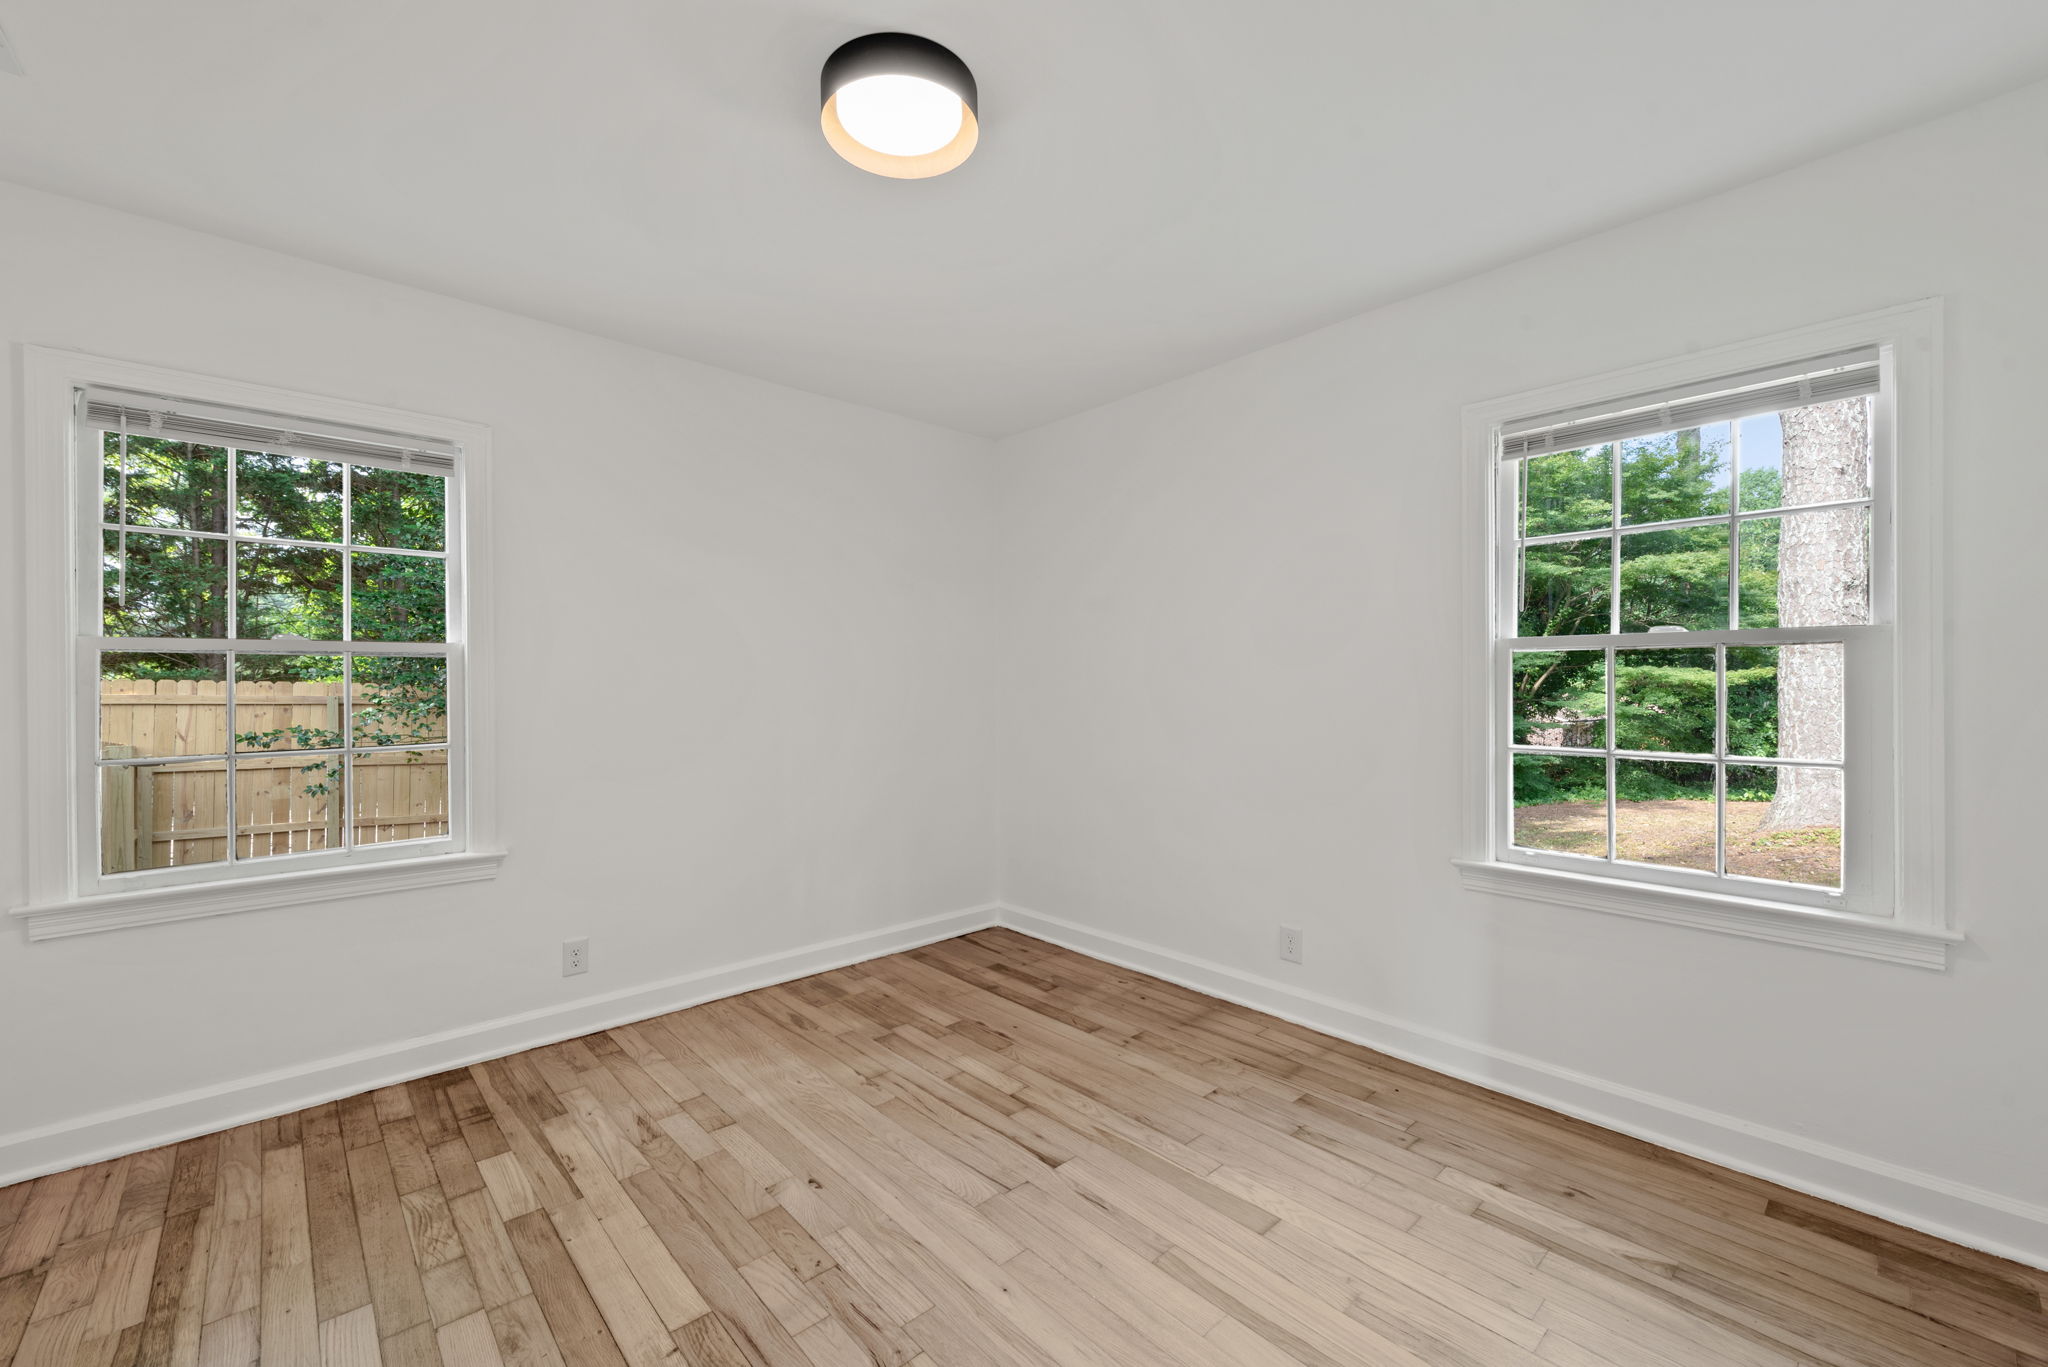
[821,33,977,179]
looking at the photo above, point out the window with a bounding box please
[13,351,500,939]
[1458,305,1952,967]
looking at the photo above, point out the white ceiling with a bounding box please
[2,2,2046,436]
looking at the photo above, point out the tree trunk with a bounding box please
[1761,398,1867,831]
[204,534,231,679]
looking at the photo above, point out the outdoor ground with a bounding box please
[1514,798,1841,886]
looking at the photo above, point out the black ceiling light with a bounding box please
[820,33,977,179]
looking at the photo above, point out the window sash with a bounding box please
[1518,496,1871,548]
[1488,368,1895,918]
[1494,626,1892,912]
[98,523,449,561]
[99,431,450,645]
[1504,399,1877,640]
[78,411,469,895]
[97,745,451,768]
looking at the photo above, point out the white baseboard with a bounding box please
[0,904,999,1187]
[997,903,2048,1272]
[12,896,2043,1274]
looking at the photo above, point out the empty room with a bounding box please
[2,3,2045,1364]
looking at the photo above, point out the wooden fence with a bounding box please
[100,679,448,871]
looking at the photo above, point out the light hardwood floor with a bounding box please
[2,928,2043,1366]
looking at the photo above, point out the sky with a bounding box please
[1682,415,1784,502]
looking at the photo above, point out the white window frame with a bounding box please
[1455,302,1955,968]
[10,348,503,940]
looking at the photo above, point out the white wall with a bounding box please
[7,74,2046,1263]
[0,181,1001,1166]
[997,80,2048,1255]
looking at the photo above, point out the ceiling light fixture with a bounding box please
[820,33,977,179]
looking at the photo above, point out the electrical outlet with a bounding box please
[562,937,590,977]
[1278,925,1303,964]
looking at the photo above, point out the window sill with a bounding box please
[1452,859,1957,969]
[10,850,507,941]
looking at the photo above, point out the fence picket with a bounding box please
[95,679,447,871]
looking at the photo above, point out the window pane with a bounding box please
[1618,525,1728,632]
[104,530,229,638]
[1512,754,1606,856]
[1776,395,1872,507]
[1735,413,1785,512]
[1521,446,1611,537]
[235,752,344,860]
[1735,392,1869,514]
[1613,649,1715,755]
[1512,650,1604,748]
[1736,509,1869,629]
[100,653,226,759]
[236,450,343,542]
[1519,538,1610,637]
[233,655,346,753]
[103,436,228,533]
[1734,515,1778,627]
[1614,759,1716,872]
[351,655,449,747]
[1726,644,1844,762]
[352,552,446,642]
[352,750,451,845]
[1726,764,1842,888]
[237,542,344,639]
[101,758,227,874]
[351,467,446,551]
[1620,427,1729,526]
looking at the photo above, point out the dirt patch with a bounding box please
[1514,799,1840,887]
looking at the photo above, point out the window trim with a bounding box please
[11,347,502,939]
[1456,302,1953,968]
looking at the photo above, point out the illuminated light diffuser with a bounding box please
[821,33,978,179]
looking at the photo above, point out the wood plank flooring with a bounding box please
[2,928,2043,1366]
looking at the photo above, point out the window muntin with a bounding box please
[1501,380,1876,903]
[95,425,455,880]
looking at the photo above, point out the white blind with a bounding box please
[1499,349,1881,459]
[84,386,460,474]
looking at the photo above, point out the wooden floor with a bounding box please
[2,930,2043,1367]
